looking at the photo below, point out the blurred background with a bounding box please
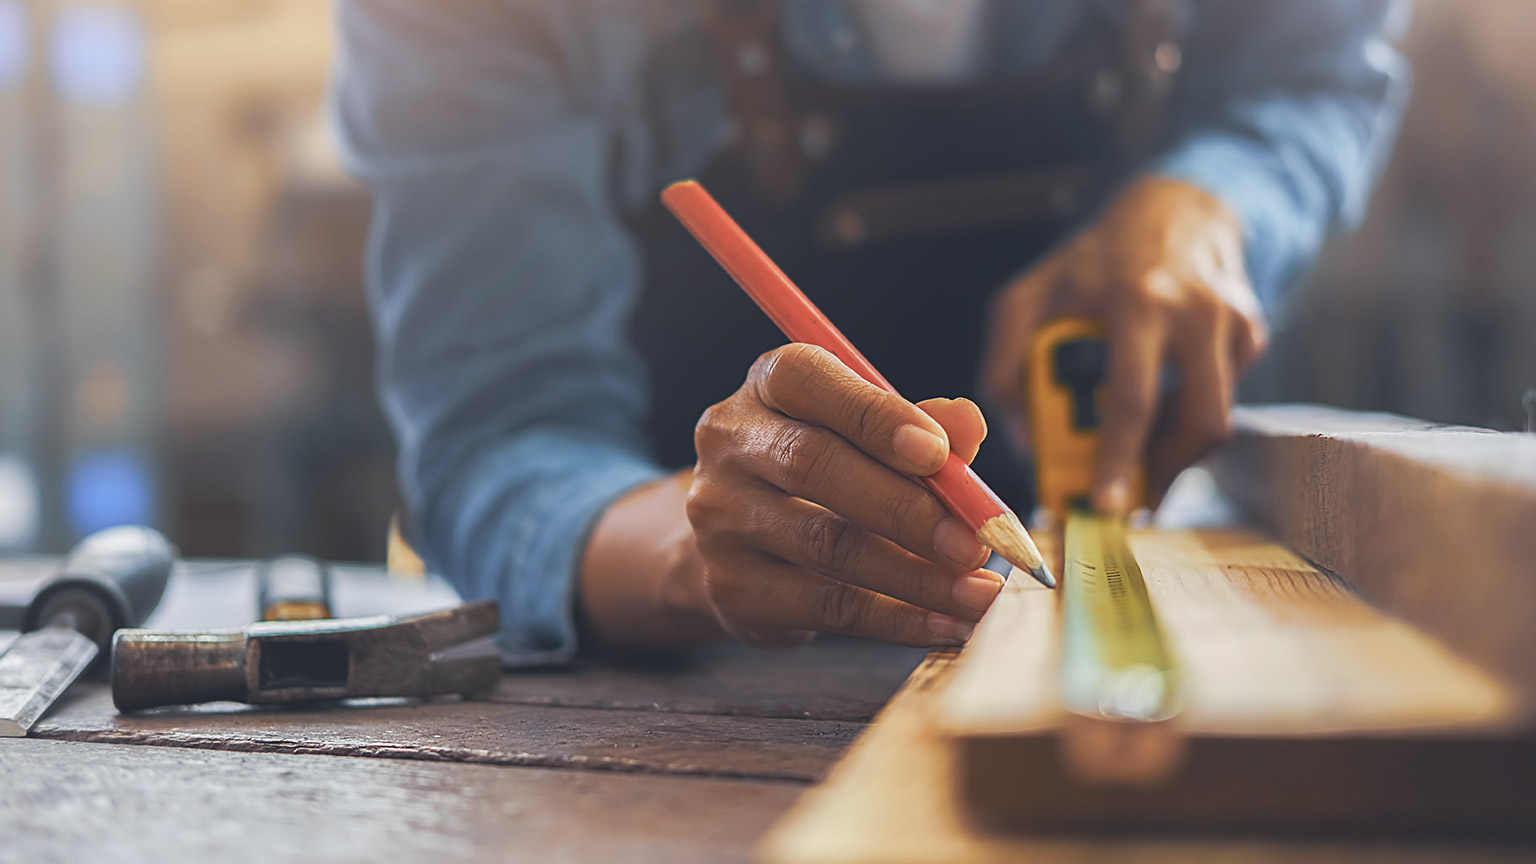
[0,0,1530,559]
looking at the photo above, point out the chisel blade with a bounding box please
[0,628,99,736]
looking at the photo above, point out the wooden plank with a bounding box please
[761,651,1536,864]
[948,528,1519,737]
[1,737,799,864]
[935,527,1532,831]
[484,638,924,721]
[30,683,862,781]
[1209,404,1536,700]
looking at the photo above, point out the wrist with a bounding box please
[653,474,714,620]
[577,470,724,654]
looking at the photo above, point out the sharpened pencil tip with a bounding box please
[976,511,1053,588]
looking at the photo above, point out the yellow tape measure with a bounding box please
[1029,318,1181,723]
[1060,508,1179,721]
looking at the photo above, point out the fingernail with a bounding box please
[933,518,987,568]
[1097,479,1130,514]
[927,613,975,645]
[952,573,1004,616]
[893,424,947,473]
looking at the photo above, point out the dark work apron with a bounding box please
[626,2,1179,512]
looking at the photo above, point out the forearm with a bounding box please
[1154,0,1409,306]
[335,0,675,662]
[577,470,727,654]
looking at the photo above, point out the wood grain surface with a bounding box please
[29,684,863,781]
[1,738,801,864]
[936,527,1531,830]
[484,638,923,721]
[1209,405,1536,701]
[946,528,1519,737]
[761,651,1536,864]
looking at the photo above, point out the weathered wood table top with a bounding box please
[0,559,923,863]
[6,524,1529,863]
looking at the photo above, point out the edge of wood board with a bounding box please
[1210,404,1536,704]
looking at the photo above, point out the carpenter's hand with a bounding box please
[687,343,1002,649]
[982,176,1268,511]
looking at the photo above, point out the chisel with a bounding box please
[0,525,176,736]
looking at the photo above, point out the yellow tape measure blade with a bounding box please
[1060,510,1180,723]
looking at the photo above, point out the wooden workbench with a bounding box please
[0,559,922,863]
[6,412,1534,864]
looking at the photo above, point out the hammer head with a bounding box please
[112,600,501,712]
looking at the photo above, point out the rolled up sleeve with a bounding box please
[332,0,663,664]
[1148,0,1411,308]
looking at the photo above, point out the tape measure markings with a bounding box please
[1060,509,1180,723]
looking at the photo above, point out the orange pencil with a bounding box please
[662,179,1055,589]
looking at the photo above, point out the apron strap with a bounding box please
[705,0,808,203]
[1102,0,1186,157]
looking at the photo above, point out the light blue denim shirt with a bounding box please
[332,0,1409,664]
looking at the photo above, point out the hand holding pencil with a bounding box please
[657,179,1053,649]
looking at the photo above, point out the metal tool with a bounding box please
[0,524,177,658]
[257,556,334,621]
[112,599,501,712]
[0,628,98,736]
[1028,318,1182,783]
[0,524,177,736]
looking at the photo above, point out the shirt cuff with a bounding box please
[422,430,666,667]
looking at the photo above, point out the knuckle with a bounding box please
[846,394,899,450]
[757,343,825,407]
[799,510,861,574]
[768,423,836,490]
[1128,271,1181,313]
[883,489,930,539]
[693,402,732,456]
[882,606,923,645]
[683,481,723,530]
[748,347,785,382]
[817,583,864,634]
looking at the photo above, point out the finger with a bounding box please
[698,548,816,649]
[710,554,977,647]
[752,343,951,476]
[728,431,988,569]
[743,493,1003,620]
[917,397,988,464]
[980,265,1054,413]
[1147,315,1235,506]
[1208,271,1268,372]
[1231,305,1269,373]
[1092,278,1172,514]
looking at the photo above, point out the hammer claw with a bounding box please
[405,600,500,652]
